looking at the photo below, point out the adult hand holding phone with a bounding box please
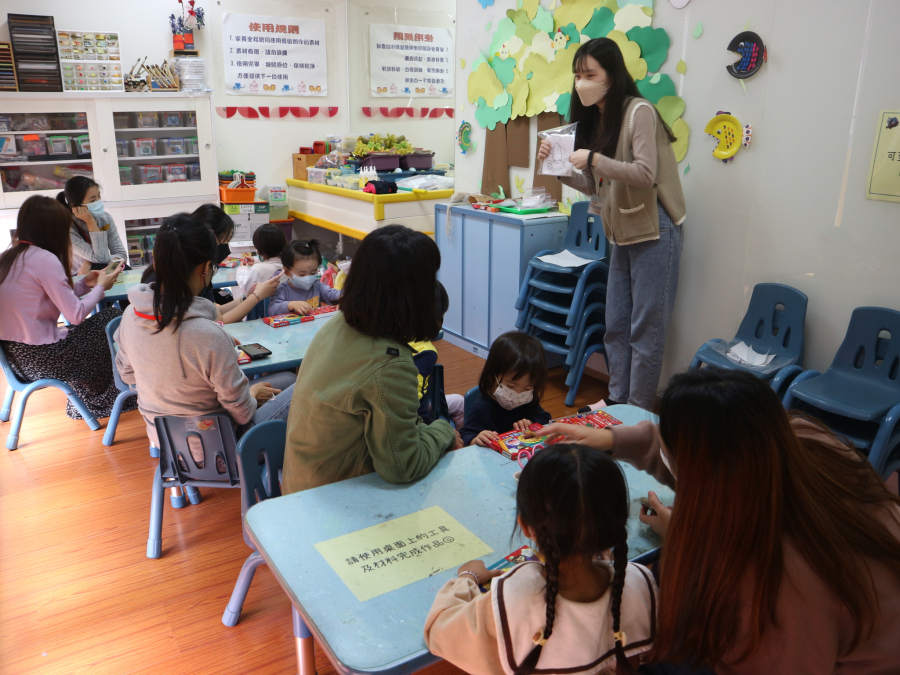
[96,261,124,291]
[72,205,99,232]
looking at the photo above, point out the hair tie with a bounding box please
[532,630,548,646]
[614,631,627,646]
[17,240,32,245]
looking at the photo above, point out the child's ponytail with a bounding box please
[151,213,217,332]
[610,533,637,674]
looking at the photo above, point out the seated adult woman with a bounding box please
[115,213,296,448]
[282,224,462,494]
[56,175,129,274]
[541,368,900,674]
[0,195,129,420]
[141,203,280,324]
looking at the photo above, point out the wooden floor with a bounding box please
[0,340,607,675]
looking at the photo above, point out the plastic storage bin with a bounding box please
[187,162,201,181]
[159,138,185,155]
[131,138,156,157]
[136,164,163,184]
[21,136,47,156]
[164,164,187,182]
[113,113,129,129]
[47,136,72,155]
[115,140,127,157]
[161,111,183,127]
[400,152,435,171]
[307,168,327,184]
[185,137,199,154]
[185,111,197,127]
[119,165,133,185]
[136,112,159,128]
[74,135,91,154]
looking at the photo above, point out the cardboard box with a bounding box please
[222,201,269,243]
[292,153,324,181]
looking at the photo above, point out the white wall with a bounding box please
[453,0,900,382]
[0,0,456,189]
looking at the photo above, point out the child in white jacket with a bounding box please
[425,444,658,675]
[236,223,287,298]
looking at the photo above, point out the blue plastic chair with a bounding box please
[146,414,240,558]
[245,297,270,321]
[223,419,285,626]
[784,307,900,480]
[103,315,139,447]
[423,363,450,424]
[0,342,101,450]
[690,283,808,396]
[463,386,480,421]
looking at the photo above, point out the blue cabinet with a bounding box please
[435,204,567,357]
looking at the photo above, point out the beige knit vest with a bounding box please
[596,97,686,245]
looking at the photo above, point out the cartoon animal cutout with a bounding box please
[298,81,307,93]
[725,32,767,79]
[401,86,412,94]
[309,85,321,93]
[249,80,259,93]
[389,83,398,94]
[552,28,570,51]
[376,86,387,94]
[428,85,436,95]
[439,87,450,95]
[263,84,276,91]
[495,44,510,60]
[232,82,244,90]
[704,111,752,162]
[281,84,292,92]
[415,87,425,94]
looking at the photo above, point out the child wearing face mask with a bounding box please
[459,331,551,448]
[56,176,128,275]
[268,239,342,317]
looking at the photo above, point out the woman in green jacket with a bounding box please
[282,225,462,494]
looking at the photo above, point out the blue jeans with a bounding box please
[604,203,683,410]
[247,370,296,430]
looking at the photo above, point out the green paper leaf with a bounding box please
[474,95,512,130]
[744,19,751,30]
[672,118,690,162]
[526,72,533,79]
[518,0,524,7]
[636,72,676,103]
[556,92,572,119]
[461,58,466,69]
[683,163,690,175]
[490,56,516,87]
[676,59,687,74]
[740,79,747,92]
[581,7,615,39]
[560,22,581,45]
[492,91,510,108]
[626,26,671,73]
[499,186,506,199]
[486,21,492,32]
[649,73,661,84]
[531,5,554,33]
[641,5,653,16]
[655,95,685,127]
[491,192,501,199]
[692,22,703,38]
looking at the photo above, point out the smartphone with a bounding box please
[104,257,123,274]
[639,497,656,516]
[240,343,272,360]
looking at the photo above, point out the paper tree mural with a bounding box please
[467,0,689,161]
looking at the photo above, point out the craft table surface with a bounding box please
[245,405,668,675]
[89,267,239,305]
[224,312,335,376]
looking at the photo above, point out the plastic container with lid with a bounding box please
[113,113,129,129]
[160,138,185,155]
[74,135,91,155]
[187,162,201,181]
[184,137,199,154]
[307,168,327,184]
[131,138,156,157]
[47,136,72,155]
[118,165,133,185]
[136,164,163,184]
[136,112,158,128]
[164,164,187,182]
[185,111,197,127]
[161,111,183,127]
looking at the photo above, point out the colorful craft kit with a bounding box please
[487,410,622,462]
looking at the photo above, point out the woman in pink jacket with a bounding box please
[0,195,129,421]
[541,368,900,675]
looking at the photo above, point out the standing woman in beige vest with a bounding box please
[539,38,686,410]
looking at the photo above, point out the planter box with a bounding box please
[400,152,434,171]
[358,153,400,171]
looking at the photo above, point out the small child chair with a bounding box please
[690,283,808,396]
[0,343,101,450]
[146,414,240,558]
[784,306,900,481]
[103,315,139,447]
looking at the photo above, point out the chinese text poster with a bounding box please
[369,24,454,98]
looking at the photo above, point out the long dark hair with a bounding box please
[515,443,634,675]
[0,195,73,287]
[151,213,218,332]
[56,175,99,243]
[569,38,676,158]
[478,331,547,414]
[192,203,234,243]
[653,368,900,667]
[340,225,443,343]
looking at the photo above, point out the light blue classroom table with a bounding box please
[223,312,336,376]
[245,405,669,675]
[82,267,239,308]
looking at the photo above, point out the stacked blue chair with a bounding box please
[690,283,808,397]
[146,414,240,558]
[783,306,900,482]
[103,315,139,447]
[514,201,609,406]
[0,343,101,450]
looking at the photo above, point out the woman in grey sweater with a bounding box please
[56,176,128,274]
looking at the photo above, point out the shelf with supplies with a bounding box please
[113,126,198,133]
[0,158,92,167]
[117,154,199,161]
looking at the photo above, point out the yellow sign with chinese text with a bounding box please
[866,111,900,203]
[314,506,493,602]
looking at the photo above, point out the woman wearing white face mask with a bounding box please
[538,38,686,412]
[269,238,342,317]
[56,176,129,275]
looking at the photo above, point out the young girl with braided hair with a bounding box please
[424,444,658,675]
